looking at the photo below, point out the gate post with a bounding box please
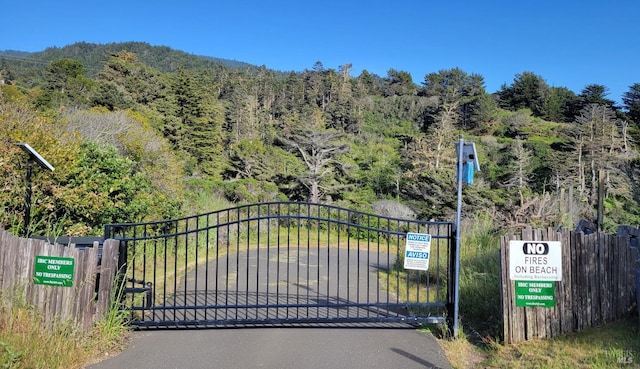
[451,136,465,338]
[450,136,480,338]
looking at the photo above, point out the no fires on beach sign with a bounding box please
[509,240,562,281]
[509,240,562,308]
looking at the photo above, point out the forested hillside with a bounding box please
[1,42,640,236]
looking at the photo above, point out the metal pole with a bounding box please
[453,135,464,338]
[23,160,33,237]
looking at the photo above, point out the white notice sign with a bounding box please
[509,241,562,281]
[404,233,431,271]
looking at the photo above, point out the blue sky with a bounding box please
[2,0,638,104]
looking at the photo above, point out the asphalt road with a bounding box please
[86,326,452,369]
[88,245,453,369]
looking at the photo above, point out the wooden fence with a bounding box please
[500,227,638,344]
[0,227,120,332]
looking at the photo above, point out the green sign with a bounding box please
[515,280,555,308]
[33,256,75,287]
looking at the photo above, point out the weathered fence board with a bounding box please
[0,227,119,332]
[501,227,638,344]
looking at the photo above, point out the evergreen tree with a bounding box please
[98,51,166,106]
[37,58,93,108]
[622,83,640,125]
[540,87,577,122]
[383,69,417,97]
[168,68,225,175]
[571,84,617,116]
[420,67,489,129]
[0,58,16,84]
[498,71,549,116]
[354,69,380,97]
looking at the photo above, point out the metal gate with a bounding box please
[104,202,456,329]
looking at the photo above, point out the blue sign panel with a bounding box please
[406,251,430,259]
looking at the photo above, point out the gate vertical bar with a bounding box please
[215,211,221,322]
[285,203,291,318]
[375,214,381,318]
[256,205,261,320]
[306,203,311,318]
[266,205,271,319]
[336,208,341,318]
[355,212,361,319]
[183,216,189,322]
[204,213,210,322]
[367,213,371,318]
[245,206,251,320]
[162,228,168,322]
[276,204,282,318]
[117,238,129,319]
[235,206,241,320]
[295,203,301,319]
[194,216,200,320]
[325,206,330,319]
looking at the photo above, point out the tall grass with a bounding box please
[0,282,129,369]
[458,212,502,340]
[90,275,130,350]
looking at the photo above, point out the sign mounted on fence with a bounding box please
[515,280,556,307]
[404,233,431,271]
[509,241,562,281]
[33,255,75,287]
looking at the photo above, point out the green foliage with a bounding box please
[226,139,304,186]
[161,68,226,176]
[2,42,640,236]
[0,101,80,235]
[540,86,577,123]
[183,179,234,215]
[420,67,490,129]
[35,58,94,109]
[90,81,133,110]
[97,51,166,106]
[0,85,26,102]
[222,179,287,203]
[383,69,417,97]
[0,100,184,235]
[348,136,402,198]
[56,142,154,230]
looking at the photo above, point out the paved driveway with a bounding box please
[87,326,452,369]
[90,243,453,369]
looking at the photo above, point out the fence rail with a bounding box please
[0,227,119,331]
[500,227,638,344]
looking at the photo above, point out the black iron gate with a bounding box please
[104,202,456,329]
